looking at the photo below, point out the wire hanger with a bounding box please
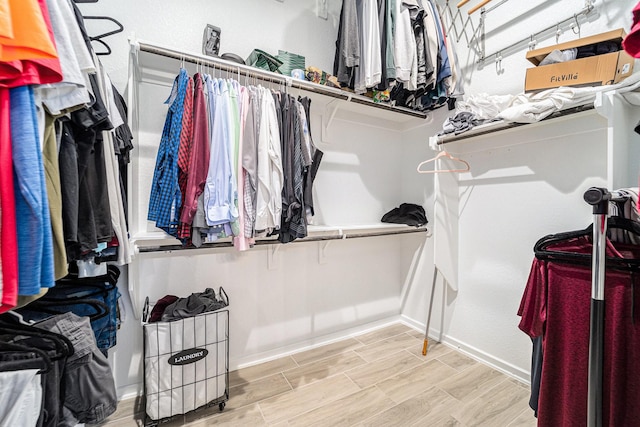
[416,149,470,174]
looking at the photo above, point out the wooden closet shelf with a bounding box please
[133,40,429,120]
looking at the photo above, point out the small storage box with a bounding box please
[142,290,229,425]
[524,29,635,92]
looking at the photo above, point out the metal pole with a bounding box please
[422,267,439,355]
[583,187,627,427]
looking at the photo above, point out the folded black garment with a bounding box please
[381,203,428,227]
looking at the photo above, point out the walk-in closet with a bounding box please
[2,0,640,426]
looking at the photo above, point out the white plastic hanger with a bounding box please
[416,149,470,174]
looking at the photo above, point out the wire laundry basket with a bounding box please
[141,288,229,426]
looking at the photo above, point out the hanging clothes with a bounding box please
[254,86,283,235]
[0,88,17,313]
[333,0,360,87]
[241,85,261,242]
[204,78,237,237]
[519,237,640,426]
[148,69,322,248]
[176,75,194,240]
[0,0,57,62]
[334,0,462,110]
[299,96,323,221]
[180,74,210,237]
[234,85,252,251]
[148,68,189,237]
[42,111,67,280]
[353,0,382,94]
[10,86,55,296]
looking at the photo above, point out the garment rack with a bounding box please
[134,41,428,119]
[137,226,428,254]
[583,187,629,427]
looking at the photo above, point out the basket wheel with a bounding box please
[219,402,226,411]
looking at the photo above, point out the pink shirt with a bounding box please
[0,89,18,313]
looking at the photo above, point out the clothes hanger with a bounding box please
[82,16,124,56]
[533,216,640,269]
[0,320,75,360]
[19,298,110,322]
[416,149,470,174]
[0,342,53,374]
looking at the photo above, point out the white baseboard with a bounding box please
[400,315,531,385]
[117,384,142,401]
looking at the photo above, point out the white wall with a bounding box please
[78,0,344,93]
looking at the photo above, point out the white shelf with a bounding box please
[133,223,428,254]
[133,39,429,121]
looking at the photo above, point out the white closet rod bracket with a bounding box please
[322,99,341,144]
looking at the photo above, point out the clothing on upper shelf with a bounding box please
[148,68,323,248]
[434,72,640,143]
[0,0,133,311]
[438,111,499,136]
[334,0,463,111]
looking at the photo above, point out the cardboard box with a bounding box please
[524,29,635,92]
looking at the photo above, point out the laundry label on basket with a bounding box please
[168,348,209,365]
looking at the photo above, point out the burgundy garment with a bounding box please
[149,295,178,323]
[518,236,640,427]
[623,1,640,58]
[179,74,210,226]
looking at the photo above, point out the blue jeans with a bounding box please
[17,266,121,356]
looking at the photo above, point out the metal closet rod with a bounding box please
[480,2,595,63]
[136,42,428,119]
[137,227,428,254]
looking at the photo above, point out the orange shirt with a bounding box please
[0,0,57,62]
[0,0,62,87]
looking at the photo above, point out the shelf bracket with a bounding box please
[267,244,281,270]
[321,99,341,144]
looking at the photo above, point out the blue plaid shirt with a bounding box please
[148,68,189,236]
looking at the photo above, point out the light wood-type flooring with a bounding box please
[100,323,536,427]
